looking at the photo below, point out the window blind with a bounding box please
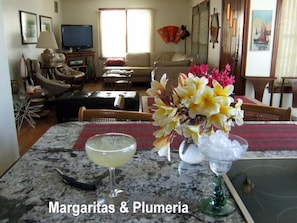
[275,0,297,81]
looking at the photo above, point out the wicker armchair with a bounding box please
[51,53,86,90]
[26,59,72,97]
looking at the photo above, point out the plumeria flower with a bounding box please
[233,99,244,125]
[146,73,168,96]
[148,64,242,161]
[212,80,234,98]
[177,124,204,144]
[153,115,179,137]
[188,86,221,118]
[152,134,173,161]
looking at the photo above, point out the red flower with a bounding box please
[188,64,234,88]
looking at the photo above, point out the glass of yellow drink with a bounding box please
[86,133,137,205]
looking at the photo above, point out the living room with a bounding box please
[0,0,296,174]
[0,0,203,175]
[2,1,297,222]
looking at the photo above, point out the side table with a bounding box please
[13,89,49,131]
[102,70,133,90]
[13,96,42,131]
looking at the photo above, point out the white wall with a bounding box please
[245,0,278,105]
[60,0,192,55]
[0,2,20,176]
[246,0,277,76]
[1,0,62,174]
[3,0,62,80]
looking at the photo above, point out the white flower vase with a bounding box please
[178,138,204,164]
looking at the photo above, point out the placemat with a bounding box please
[73,123,297,151]
[73,123,183,150]
[231,124,297,150]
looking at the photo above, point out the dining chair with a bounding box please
[241,103,291,121]
[78,106,153,122]
[244,76,276,105]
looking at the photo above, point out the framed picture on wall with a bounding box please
[39,15,53,32]
[250,10,273,51]
[19,11,38,44]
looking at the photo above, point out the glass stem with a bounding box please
[211,175,226,209]
[109,167,117,198]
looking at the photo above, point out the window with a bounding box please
[275,0,297,80]
[99,9,153,58]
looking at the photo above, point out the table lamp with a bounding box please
[36,31,58,67]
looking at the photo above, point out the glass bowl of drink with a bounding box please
[85,133,137,206]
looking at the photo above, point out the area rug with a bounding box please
[72,123,297,151]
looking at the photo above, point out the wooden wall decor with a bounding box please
[210,8,220,48]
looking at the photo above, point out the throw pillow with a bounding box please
[105,58,126,66]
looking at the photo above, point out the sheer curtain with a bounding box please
[99,10,126,58]
[98,9,153,58]
[275,0,297,81]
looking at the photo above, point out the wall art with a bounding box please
[19,11,38,44]
[250,10,273,51]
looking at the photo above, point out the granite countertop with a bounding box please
[1,122,297,223]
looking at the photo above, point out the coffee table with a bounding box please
[55,91,139,122]
[102,70,133,89]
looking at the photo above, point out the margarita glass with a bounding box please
[85,133,137,205]
[198,131,248,217]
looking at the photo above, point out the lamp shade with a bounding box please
[36,32,58,50]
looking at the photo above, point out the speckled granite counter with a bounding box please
[1,122,297,223]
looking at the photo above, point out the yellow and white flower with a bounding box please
[147,66,244,161]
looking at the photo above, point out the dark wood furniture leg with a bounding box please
[280,77,297,107]
[244,77,275,105]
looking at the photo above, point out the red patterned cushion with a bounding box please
[105,58,125,66]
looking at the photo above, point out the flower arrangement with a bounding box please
[146,64,244,161]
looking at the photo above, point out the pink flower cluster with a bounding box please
[188,64,235,88]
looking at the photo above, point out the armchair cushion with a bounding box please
[50,53,66,67]
[55,66,85,78]
[171,52,188,61]
[56,66,71,76]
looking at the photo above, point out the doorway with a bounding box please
[220,0,247,95]
[191,1,209,64]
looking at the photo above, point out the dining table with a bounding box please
[1,121,297,222]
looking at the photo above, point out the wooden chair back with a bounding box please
[241,103,291,121]
[78,106,153,122]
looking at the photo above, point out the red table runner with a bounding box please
[73,123,297,151]
[73,123,181,151]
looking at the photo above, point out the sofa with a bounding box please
[103,51,196,83]
[151,65,191,91]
